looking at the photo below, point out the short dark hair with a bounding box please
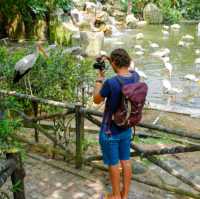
[110,48,131,68]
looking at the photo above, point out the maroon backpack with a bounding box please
[113,77,148,134]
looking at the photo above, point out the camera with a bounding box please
[93,55,110,70]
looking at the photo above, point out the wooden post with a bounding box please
[6,153,25,199]
[32,102,39,143]
[75,104,84,169]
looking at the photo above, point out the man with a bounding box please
[93,48,140,199]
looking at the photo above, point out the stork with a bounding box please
[13,43,48,84]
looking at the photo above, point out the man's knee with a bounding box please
[120,160,131,169]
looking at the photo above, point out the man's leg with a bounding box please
[120,160,132,199]
[108,164,121,199]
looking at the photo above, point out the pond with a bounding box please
[103,24,200,109]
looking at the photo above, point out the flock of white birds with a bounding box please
[131,24,200,98]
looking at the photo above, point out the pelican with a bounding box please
[13,43,48,84]
[162,30,169,36]
[135,67,147,79]
[163,25,169,30]
[162,79,183,94]
[184,74,200,82]
[136,33,144,40]
[171,24,181,30]
[164,62,173,78]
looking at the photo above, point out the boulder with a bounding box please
[112,10,125,21]
[126,14,138,29]
[80,31,104,57]
[34,19,47,41]
[84,1,97,14]
[96,11,109,24]
[7,13,25,41]
[143,3,163,24]
[79,20,92,31]
[99,24,112,36]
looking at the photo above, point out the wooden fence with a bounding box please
[1,89,200,198]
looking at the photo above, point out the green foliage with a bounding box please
[158,0,182,24]
[120,0,198,23]
[0,46,94,111]
[181,0,200,20]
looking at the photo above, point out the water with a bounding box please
[103,24,200,109]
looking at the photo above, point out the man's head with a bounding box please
[110,48,131,73]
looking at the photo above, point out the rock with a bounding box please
[99,24,112,36]
[126,14,138,29]
[80,31,104,57]
[7,13,25,41]
[84,1,97,14]
[96,11,109,24]
[143,3,163,24]
[34,19,47,41]
[132,160,148,175]
[79,20,92,31]
[112,10,125,21]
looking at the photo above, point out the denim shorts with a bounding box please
[99,129,132,166]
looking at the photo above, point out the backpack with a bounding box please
[112,75,148,135]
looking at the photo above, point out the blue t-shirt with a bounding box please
[100,71,140,134]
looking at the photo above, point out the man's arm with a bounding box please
[93,70,105,104]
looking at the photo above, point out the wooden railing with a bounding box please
[1,89,200,198]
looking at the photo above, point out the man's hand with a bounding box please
[93,70,105,104]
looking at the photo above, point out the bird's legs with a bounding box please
[27,73,33,96]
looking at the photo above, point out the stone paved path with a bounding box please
[2,154,104,199]
[2,152,198,199]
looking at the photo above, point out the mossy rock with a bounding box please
[143,3,163,24]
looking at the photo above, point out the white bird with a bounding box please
[164,62,173,78]
[152,48,170,58]
[184,74,200,82]
[135,67,147,79]
[198,22,200,37]
[162,30,169,36]
[162,79,183,94]
[178,40,186,47]
[161,56,170,63]
[135,51,144,56]
[195,49,200,55]
[128,61,135,71]
[182,34,194,41]
[195,58,200,64]
[136,33,144,40]
[149,42,159,48]
[163,25,169,30]
[134,44,143,51]
[13,44,48,83]
[171,24,181,30]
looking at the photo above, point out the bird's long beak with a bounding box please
[38,45,48,58]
